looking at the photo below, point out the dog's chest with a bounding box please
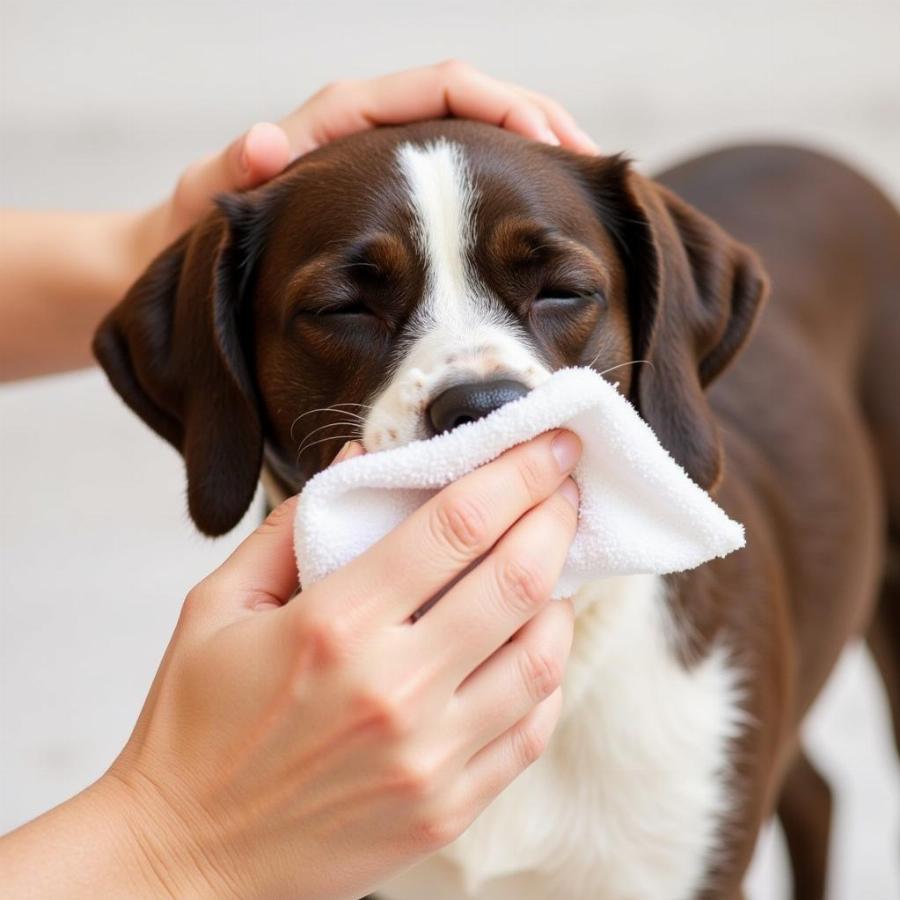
[378,575,744,900]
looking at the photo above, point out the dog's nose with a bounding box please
[427,379,530,435]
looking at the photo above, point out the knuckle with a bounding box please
[547,489,578,530]
[353,686,412,738]
[294,611,350,668]
[437,58,473,78]
[388,754,440,801]
[540,94,567,116]
[516,450,552,504]
[409,810,463,852]
[519,647,564,702]
[513,719,551,769]
[497,556,549,615]
[180,585,208,621]
[431,492,492,558]
[317,78,352,100]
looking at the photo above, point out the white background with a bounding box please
[1,1,899,896]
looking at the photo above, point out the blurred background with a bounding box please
[1,1,898,896]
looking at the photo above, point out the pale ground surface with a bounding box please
[1,1,898,897]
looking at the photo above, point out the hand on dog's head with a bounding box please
[94,122,767,536]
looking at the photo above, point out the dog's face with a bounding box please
[95,121,767,535]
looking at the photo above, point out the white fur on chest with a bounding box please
[379,574,745,900]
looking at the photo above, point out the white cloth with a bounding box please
[294,367,744,598]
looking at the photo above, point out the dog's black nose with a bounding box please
[427,379,530,435]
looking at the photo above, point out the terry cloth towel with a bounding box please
[294,367,745,599]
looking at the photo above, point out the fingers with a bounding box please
[428,61,596,152]
[240,122,294,182]
[182,441,365,633]
[204,495,301,614]
[167,62,595,239]
[330,439,366,466]
[515,85,599,154]
[170,122,291,228]
[433,63,576,150]
[418,477,579,687]
[448,598,574,755]
[318,430,581,624]
[460,686,564,813]
[277,61,597,157]
[400,60,562,144]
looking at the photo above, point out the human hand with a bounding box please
[150,60,598,246]
[0,62,595,380]
[93,430,581,899]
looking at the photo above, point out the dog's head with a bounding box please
[95,121,767,536]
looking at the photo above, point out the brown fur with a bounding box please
[94,123,900,898]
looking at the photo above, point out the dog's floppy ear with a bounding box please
[93,194,272,535]
[586,159,768,489]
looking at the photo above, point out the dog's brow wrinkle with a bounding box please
[336,261,380,272]
[356,140,549,454]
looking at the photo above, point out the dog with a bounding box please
[94,120,900,899]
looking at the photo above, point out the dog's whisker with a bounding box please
[296,421,364,456]
[297,433,363,464]
[289,404,372,442]
[304,402,373,413]
[589,356,656,378]
[302,409,368,425]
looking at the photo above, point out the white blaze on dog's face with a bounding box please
[94,120,767,900]
[98,118,764,524]
[245,120,634,491]
[362,140,551,451]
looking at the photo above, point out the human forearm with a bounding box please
[0,772,218,899]
[0,207,166,381]
[1,63,596,383]
[0,433,580,900]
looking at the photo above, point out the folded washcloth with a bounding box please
[294,367,744,598]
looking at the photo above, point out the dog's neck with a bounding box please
[379,573,744,900]
[268,450,744,899]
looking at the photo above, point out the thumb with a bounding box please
[209,495,301,613]
[193,441,365,622]
[171,122,291,228]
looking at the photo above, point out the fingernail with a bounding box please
[551,431,581,472]
[331,441,354,466]
[540,125,561,146]
[557,478,580,509]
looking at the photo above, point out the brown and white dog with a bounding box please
[94,121,900,899]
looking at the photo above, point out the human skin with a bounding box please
[0,431,581,899]
[0,60,597,381]
[0,63,591,897]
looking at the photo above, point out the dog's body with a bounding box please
[95,124,900,898]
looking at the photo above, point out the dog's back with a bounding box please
[662,143,900,707]
[663,145,900,895]
[93,129,900,898]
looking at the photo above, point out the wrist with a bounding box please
[122,201,172,280]
[0,772,219,900]
[90,767,244,900]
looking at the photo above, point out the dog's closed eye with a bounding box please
[314,299,376,317]
[533,288,606,313]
